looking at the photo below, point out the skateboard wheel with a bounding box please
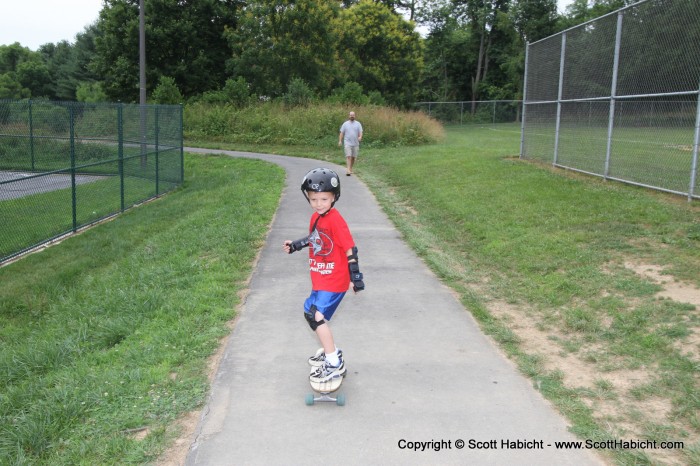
[305,393,315,406]
[336,393,346,406]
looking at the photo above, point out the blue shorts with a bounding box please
[304,290,346,321]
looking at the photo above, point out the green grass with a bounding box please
[0,155,284,464]
[1,176,161,258]
[524,124,698,193]
[1,148,183,261]
[0,137,122,173]
[215,123,699,465]
[2,120,699,465]
[354,125,700,465]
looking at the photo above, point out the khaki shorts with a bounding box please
[344,145,359,158]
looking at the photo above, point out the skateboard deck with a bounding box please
[306,363,346,406]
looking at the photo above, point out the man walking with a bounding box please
[338,111,363,176]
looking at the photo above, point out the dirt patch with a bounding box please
[623,261,700,308]
[483,260,700,466]
[624,261,700,362]
[488,300,604,390]
[156,410,203,466]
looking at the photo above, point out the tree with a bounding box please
[282,77,316,107]
[558,0,629,29]
[329,82,369,105]
[420,15,473,101]
[16,60,52,98]
[512,0,558,43]
[38,24,101,101]
[419,0,560,106]
[0,43,53,98]
[76,82,108,103]
[151,76,183,104]
[373,0,428,21]
[226,0,340,98]
[0,43,34,74]
[93,0,241,102]
[449,0,513,109]
[0,73,28,99]
[335,0,424,106]
[223,77,253,107]
[40,41,79,100]
[483,6,522,100]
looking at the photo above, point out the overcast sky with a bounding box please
[0,0,103,50]
[0,0,577,51]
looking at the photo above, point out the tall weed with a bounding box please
[184,102,444,147]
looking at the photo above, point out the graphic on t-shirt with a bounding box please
[309,229,333,256]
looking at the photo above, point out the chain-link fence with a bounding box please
[0,100,184,263]
[414,100,522,126]
[520,0,700,200]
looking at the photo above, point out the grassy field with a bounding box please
[358,125,700,465]
[1,123,699,465]
[1,176,161,259]
[1,149,182,262]
[210,123,700,465]
[0,155,285,464]
[523,124,699,194]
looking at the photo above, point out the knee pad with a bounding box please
[304,305,326,331]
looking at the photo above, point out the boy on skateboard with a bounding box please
[283,168,365,382]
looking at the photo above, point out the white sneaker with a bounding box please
[308,348,343,367]
[309,359,347,383]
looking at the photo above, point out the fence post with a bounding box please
[604,12,624,180]
[520,43,530,159]
[553,32,566,166]
[155,106,160,195]
[689,83,700,201]
[118,104,125,211]
[28,100,35,171]
[69,104,77,232]
[179,104,184,183]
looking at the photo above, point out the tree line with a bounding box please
[0,0,632,108]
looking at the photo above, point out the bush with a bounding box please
[223,77,253,107]
[194,77,253,107]
[282,78,315,107]
[197,90,228,105]
[76,82,108,103]
[367,90,386,106]
[151,76,184,105]
[328,82,368,106]
[184,101,445,147]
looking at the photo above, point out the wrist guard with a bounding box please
[288,236,310,254]
[348,246,364,291]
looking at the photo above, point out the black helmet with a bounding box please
[301,167,341,205]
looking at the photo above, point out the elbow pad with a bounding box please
[288,236,310,254]
[348,247,364,291]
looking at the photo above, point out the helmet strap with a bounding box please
[309,209,330,233]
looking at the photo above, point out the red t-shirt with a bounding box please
[307,208,355,293]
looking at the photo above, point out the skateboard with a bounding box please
[305,354,346,406]
[306,373,346,406]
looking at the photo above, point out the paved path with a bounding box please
[0,171,105,200]
[183,148,604,466]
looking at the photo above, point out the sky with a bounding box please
[0,0,577,52]
[0,0,104,50]
[557,0,576,14]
